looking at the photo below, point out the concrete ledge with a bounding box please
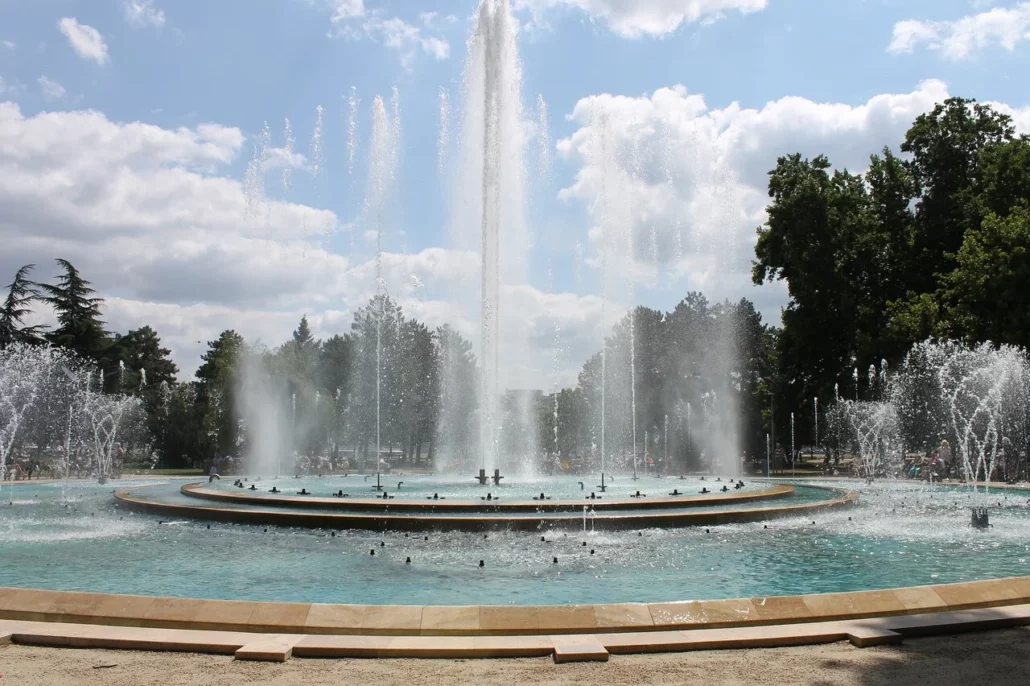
[235,636,303,662]
[1,604,1028,660]
[3,577,1030,637]
[552,636,609,663]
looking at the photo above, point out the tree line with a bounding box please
[4,94,1025,472]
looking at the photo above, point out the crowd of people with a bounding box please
[1,443,126,481]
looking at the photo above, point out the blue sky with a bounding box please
[1,0,1029,386]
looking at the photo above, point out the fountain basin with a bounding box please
[2,478,1030,608]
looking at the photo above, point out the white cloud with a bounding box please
[0,101,605,387]
[6,83,1027,388]
[57,17,110,65]
[515,0,768,37]
[2,40,15,50]
[36,76,66,102]
[330,7,450,67]
[330,0,365,21]
[888,2,1030,59]
[123,0,166,30]
[557,79,1030,326]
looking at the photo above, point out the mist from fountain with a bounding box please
[840,399,902,480]
[897,341,1030,496]
[1,344,143,490]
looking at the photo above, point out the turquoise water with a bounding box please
[1,478,1029,605]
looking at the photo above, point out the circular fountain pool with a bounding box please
[2,477,1029,606]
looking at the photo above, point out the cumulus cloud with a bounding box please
[329,5,451,67]
[122,0,166,30]
[57,17,110,65]
[888,2,1030,59]
[36,76,66,102]
[5,81,1028,388]
[0,101,602,387]
[556,79,1030,326]
[331,0,365,21]
[515,0,768,37]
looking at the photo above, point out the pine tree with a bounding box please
[0,264,46,348]
[38,259,109,360]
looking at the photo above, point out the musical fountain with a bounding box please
[3,0,1030,656]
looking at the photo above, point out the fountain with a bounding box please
[840,399,902,481]
[897,341,1030,516]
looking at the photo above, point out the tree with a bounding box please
[753,155,872,403]
[195,330,244,460]
[945,205,1030,349]
[111,326,179,395]
[435,324,478,467]
[0,264,46,348]
[902,97,1015,292]
[38,259,110,362]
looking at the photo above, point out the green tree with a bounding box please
[112,326,179,395]
[435,324,478,467]
[945,205,1030,348]
[0,264,46,348]
[38,259,110,362]
[902,97,1015,291]
[195,329,244,459]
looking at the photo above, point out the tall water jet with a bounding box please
[347,87,359,176]
[813,397,819,449]
[243,121,271,225]
[438,87,450,174]
[310,104,325,180]
[364,94,398,490]
[282,117,295,194]
[456,0,528,476]
[536,94,551,181]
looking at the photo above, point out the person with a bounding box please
[1000,437,1013,482]
[939,440,952,478]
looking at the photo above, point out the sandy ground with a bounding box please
[1,628,1028,686]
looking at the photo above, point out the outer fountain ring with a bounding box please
[112,482,857,532]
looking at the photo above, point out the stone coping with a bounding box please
[180,481,796,513]
[2,577,1029,640]
[8,604,1030,662]
[114,484,857,531]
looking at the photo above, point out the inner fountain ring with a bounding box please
[112,482,856,531]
